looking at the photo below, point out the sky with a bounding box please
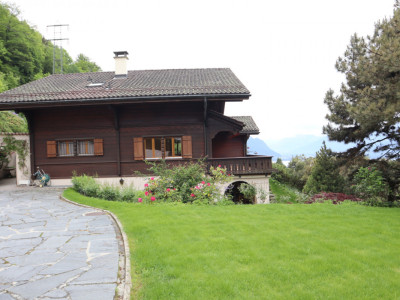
[9,0,396,141]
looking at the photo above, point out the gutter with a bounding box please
[0,93,251,110]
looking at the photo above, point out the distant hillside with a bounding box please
[248,135,363,161]
[267,135,354,159]
[247,137,281,159]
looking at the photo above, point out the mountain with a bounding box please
[248,135,384,161]
[267,135,353,159]
[247,137,281,159]
[248,135,361,161]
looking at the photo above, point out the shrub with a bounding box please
[141,161,233,205]
[352,167,389,203]
[120,186,137,202]
[309,192,362,204]
[146,160,206,203]
[99,184,120,201]
[72,174,100,197]
[238,183,256,203]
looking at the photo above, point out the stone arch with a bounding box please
[224,180,256,204]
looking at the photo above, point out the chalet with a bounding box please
[0,52,273,203]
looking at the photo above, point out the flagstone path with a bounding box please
[0,188,121,300]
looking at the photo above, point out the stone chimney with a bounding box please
[114,51,129,77]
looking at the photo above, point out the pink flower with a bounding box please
[173,188,176,190]
[218,165,221,168]
[201,181,205,184]
[138,198,142,203]
[151,196,156,201]
[190,193,196,197]
[144,183,148,187]
[166,188,171,192]
[145,191,149,196]
[150,177,154,180]
[207,182,211,186]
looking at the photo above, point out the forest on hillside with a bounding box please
[0,2,100,133]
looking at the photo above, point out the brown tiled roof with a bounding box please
[230,116,260,134]
[0,68,250,105]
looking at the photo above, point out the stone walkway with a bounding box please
[0,188,121,300]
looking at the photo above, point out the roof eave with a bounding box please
[0,93,251,110]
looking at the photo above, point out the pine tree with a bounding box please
[303,142,345,194]
[323,1,400,159]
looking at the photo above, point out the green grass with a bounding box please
[63,188,400,300]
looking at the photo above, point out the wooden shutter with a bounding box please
[133,137,144,160]
[46,141,57,158]
[182,136,192,159]
[94,139,104,156]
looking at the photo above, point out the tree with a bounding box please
[323,2,400,160]
[303,142,345,194]
[0,111,28,133]
[287,155,314,190]
[69,54,101,73]
[352,167,389,204]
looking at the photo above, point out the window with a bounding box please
[133,136,191,161]
[144,137,182,159]
[58,141,75,157]
[165,137,182,157]
[77,140,94,156]
[47,139,103,158]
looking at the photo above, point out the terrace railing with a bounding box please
[207,155,273,176]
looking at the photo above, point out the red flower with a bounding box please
[166,188,171,192]
[201,181,205,184]
[190,193,195,197]
[207,182,211,186]
[150,177,154,180]
[218,165,221,168]
[151,196,156,201]
[145,191,149,196]
[138,198,143,203]
[144,183,148,187]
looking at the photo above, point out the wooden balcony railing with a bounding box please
[207,155,273,176]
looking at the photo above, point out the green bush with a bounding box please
[71,174,100,196]
[120,186,137,202]
[272,156,314,191]
[141,160,233,205]
[238,183,256,203]
[99,184,120,201]
[72,174,140,202]
[353,167,389,205]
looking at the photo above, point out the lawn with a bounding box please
[63,188,400,300]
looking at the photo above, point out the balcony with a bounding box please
[207,155,273,176]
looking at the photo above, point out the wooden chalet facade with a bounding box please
[0,52,273,199]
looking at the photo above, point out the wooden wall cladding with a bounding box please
[31,102,206,178]
[212,132,245,158]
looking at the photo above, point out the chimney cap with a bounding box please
[114,51,129,57]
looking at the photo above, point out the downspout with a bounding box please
[111,106,121,177]
[203,97,208,157]
[25,112,35,177]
